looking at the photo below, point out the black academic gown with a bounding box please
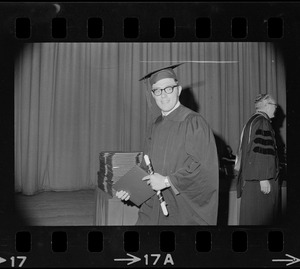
[237,112,280,225]
[136,105,219,225]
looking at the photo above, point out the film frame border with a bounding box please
[6,2,292,42]
[1,2,299,268]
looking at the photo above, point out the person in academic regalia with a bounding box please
[235,93,280,225]
[117,64,219,225]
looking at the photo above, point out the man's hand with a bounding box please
[142,173,167,191]
[260,180,271,194]
[116,190,130,201]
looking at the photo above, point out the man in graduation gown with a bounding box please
[235,93,280,225]
[117,64,219,225]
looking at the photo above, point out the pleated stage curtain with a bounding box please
[14,42,286,194]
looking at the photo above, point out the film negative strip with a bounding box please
[0,2,299,268]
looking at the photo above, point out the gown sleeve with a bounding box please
[167,114,219,224]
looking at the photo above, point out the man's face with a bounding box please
[151,78,182,113]
[266,98,277,118]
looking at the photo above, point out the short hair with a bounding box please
[254,93,274,110]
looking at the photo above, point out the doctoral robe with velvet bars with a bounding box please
[136,105,219,225]
[237,112,280,225]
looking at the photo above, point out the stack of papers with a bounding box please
[97,151,143,197]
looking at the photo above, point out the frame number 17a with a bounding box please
[114,253,174,266]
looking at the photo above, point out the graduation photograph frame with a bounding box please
[0,2,299,268]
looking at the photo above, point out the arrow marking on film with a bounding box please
[114,253,141,265]
[272,254,300,266]
[0,257,6,264]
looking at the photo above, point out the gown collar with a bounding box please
[255,110,271,122]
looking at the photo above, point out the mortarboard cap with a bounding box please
[139,63,184,86]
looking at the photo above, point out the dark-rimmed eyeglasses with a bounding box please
[151,85,178,96]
